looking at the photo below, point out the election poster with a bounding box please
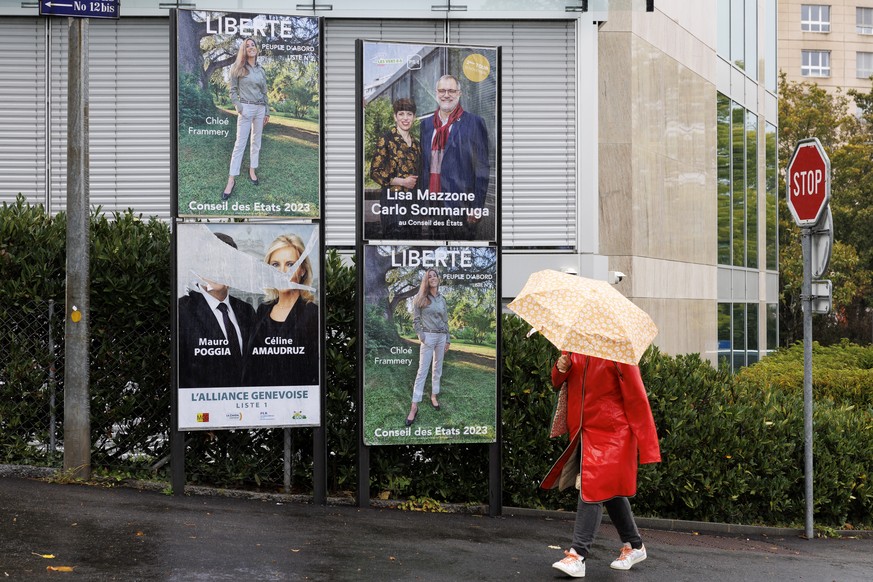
[176,222,321,430]
[361,40,498,242]
[176,10,320,219]
[363,244,497,446]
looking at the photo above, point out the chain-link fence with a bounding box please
[0,301,64,467]
[1,301,319,492]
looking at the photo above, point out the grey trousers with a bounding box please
[229,103,266,176]
[411,332,447,403]
[571,495,642,558]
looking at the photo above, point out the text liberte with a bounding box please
[391,249,473,268]
[206,17,303,39]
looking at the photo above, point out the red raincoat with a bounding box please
[540,353,661,502]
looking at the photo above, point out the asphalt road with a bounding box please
[1,476,871,581]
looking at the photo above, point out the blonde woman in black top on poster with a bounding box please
[242,234,318,387]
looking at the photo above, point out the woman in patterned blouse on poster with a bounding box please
[369,98,421,239]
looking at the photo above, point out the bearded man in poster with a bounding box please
[419,74,490,240]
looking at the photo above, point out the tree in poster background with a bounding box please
[176,11,320,218]
[365,246,496,339]
[363,245,497,446]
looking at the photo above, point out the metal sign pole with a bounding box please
[801,226,814,539]
[63,16,91,480]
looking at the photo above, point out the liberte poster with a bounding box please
[363,244,497,446]
[176,10,320,218]
[176,222,321,430]
[361,40,498,242]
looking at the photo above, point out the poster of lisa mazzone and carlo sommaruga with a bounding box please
[363,245,497,446]
[176,223,321,431]
[361,40,498,242]
[176,10,320,219]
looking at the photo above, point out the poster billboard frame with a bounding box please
[170,10,327,499]
[172,9,322,220]
[360,39,499,243]
[355,40,503,514]
[361,244,499,446]
[174,222,323,432]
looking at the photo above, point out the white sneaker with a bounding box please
[552,548,586,578]
[609,543,647,570]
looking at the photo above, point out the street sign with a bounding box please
[786,138,831,227]
[811,279,832,315]
[40,0,119,19]
[811,205,833,279]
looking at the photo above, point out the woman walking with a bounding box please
[543,352,661,578]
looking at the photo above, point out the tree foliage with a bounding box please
[178,11,320,122]
[777,74,873,344]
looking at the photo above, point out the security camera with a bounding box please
[608,271,626,285]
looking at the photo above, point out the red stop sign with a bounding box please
[786,138,830,227]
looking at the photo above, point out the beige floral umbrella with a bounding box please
[507,269,658,365]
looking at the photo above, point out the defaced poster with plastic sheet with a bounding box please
[176,222,320,430]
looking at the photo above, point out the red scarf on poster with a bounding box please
[428,104,464,194]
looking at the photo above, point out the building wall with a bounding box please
[780,0,873,96]
[599,0,719,359]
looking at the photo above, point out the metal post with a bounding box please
[284,428,291,494]
[313,426,326,504]
[48,299,57,457]
[63,17,91,480]
[801,227,814,539]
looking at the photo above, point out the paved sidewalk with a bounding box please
[1,475,871,581]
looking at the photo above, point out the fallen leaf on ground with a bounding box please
[32,553,55,559]
[46,566,75,572]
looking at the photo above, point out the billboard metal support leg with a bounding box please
[314,427,326,504]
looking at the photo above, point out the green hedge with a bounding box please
[0,197,171,470]
[737,340,873,408]
[2,197,871,529]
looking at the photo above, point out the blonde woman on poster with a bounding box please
[405,268,450,426]
[242,234,318,387]
[222,38,270,201]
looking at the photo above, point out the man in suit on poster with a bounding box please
[178,233,257,388]
[419,74,490,240]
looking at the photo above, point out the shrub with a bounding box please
[738,340,873,408]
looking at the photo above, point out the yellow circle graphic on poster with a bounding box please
[463,53,491,82]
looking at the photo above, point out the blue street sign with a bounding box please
[40,0,120,19]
